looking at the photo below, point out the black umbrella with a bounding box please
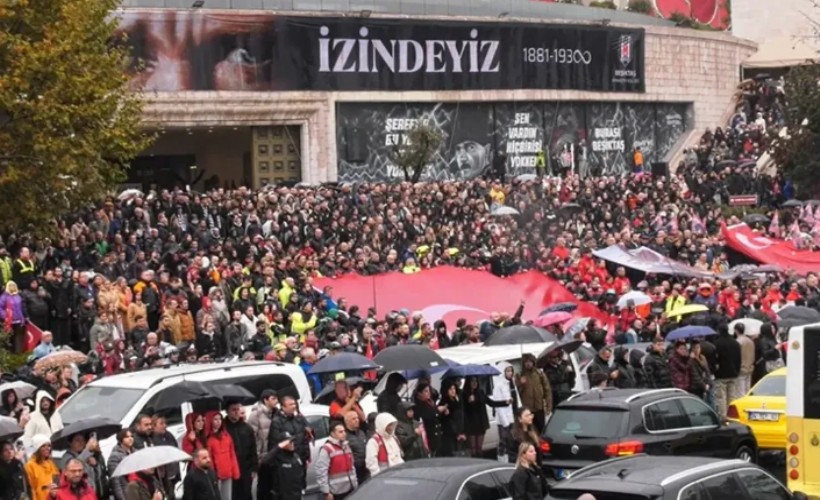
[148,380,212,411]
[537,340,584,368]
[778,306,820,323]
[483,325,557,346]
[743,213,770,225]
[308,352,380,375]
[777,317,812,330]
[51,417,122,450]
[210,384,256,406]
[0,416,23,442]
[783,199,803,208]
[373,345,447,372]
[540,302,578,315]
[559,203,583,214]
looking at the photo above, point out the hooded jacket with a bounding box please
[181,413,207,455]
[516,354,552,414]
[23,392,63,448]
[491,362,520,427]
[205,412,240,481]
[393,401,429,461]
[365,413,403,476]
[612,346,637,389]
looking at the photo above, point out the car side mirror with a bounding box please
[793,492,808,500]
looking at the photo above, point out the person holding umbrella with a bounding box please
[24,435,59,500]
[59,433,106,496]
[0,440,27,500]
[124,467,164,500]
[52,458,97,500]
[329,380,366,424]
[182,449,219,500]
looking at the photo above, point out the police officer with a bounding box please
[260,432,304,500]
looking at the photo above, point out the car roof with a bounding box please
[376,458,514,481]
[87,361,304,389]
[553,455,746,493]
[559,388,689,409]
[437,342,554,365]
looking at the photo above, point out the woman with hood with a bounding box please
[612,346,637,389]
[0,282,26,353]
[206,412,240,500]
[365,412,404,476]
[376,373,405,419]
[393,401,429,461]
[462,377,493,457]
[438,379,466,457]
[23,392,63,448]
[108,429,136,500]
[491,361,519,462]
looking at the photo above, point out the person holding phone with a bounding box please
[23,435,59,500]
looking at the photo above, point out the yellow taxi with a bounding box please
[727,367,786,451]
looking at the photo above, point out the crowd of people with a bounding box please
[0,71,805,500]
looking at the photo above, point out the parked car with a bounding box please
[728,367,786,451]
[346,457,515,500]
[546,454,807,500]
[541,388,758,480]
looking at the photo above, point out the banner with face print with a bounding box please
[115,11,645,92]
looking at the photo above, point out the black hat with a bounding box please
[261,389,278,401]
[278,431,295,444]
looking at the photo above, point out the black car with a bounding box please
[541,388,757,480]
[347,458,515,500]
[547,454,808,500]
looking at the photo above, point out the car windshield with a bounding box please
[750,375,785,397]
[351,477,447,500]
[58,386,145,425]
[544,407,627,439]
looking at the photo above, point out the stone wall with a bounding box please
[139,14,756,183]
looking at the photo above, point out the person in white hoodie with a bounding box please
[365,413,403,477]
[491,362,519,463]
[23,391,63,448]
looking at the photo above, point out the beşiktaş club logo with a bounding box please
[317,25,502,74]
[618,34,633,67]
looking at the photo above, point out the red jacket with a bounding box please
[53,473,98,500]
[207,423,240,480]
[182,412,208,455]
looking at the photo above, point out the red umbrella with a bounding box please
[533,311,573,328]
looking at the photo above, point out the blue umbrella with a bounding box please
[308,352,380,375]
[540,302,578,315]
[443,362,501,379]
[666,325,717,342]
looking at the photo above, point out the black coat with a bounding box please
[0,458,26,500]
[461,387,490,435]
[182,466,220,500]
[510,466,547,500]
[225,418,259,475]
[713,333,742,379]
[753,334,781,384]
[260,447,304,500]
[269,412,310,463]
[644,351,673,389]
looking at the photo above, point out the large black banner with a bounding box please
[336,101,689,181]
[116,11,645,93]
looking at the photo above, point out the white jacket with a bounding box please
[23,391,63,448]
[365,413,403,476]
[492,362,519,428]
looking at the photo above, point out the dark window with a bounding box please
[679,397,719,427]
[141,389,183,426]
[352,478,447,500]
[701,472,744,500]
[202,374,300,403]
[802,326,820,419]
[544,408,627,439]
[491,469,515,497]
[305,415,330,440]
[643,399,688,431]
[456,471,508,500]
[735,470,789,500]
[678,482,705,500]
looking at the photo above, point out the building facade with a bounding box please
[129,9,755,189]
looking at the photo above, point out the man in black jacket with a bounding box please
[643,337,673,389]
[224,402,258,500]
[131,414,154,450]
[712,324,741,418]
[268,396,312,489]
[260,432,304,500]
[182,449,220,500]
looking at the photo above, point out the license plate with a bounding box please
[748,411,779,422]
[555,468,572,479]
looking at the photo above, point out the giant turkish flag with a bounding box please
[722,223,820,275]
[314,266,609,326]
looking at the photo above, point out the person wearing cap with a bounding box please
[24,435,59,500]
[259,432,303,500]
